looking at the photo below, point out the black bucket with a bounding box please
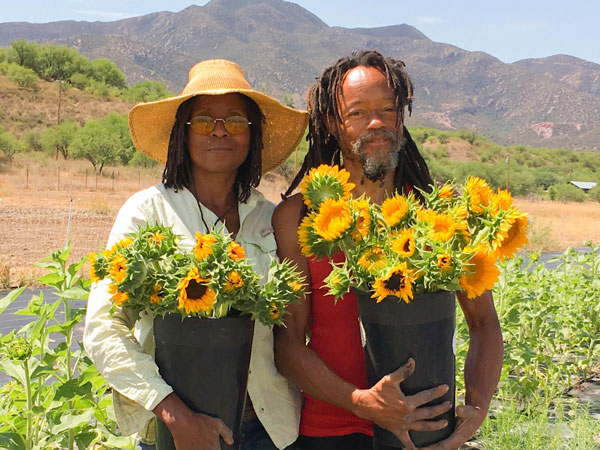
[153,313,255,450]
[356,290,456,448]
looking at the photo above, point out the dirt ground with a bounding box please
[1,159,599,287]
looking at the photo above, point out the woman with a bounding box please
[83,59,308,450]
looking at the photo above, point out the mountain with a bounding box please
[1,0,599,150]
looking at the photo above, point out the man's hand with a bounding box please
[153,392,234,450]
[420,405,484,450]
[351,358,452,450]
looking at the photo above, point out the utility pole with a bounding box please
[55,80,62,160]
[505,153,510,191]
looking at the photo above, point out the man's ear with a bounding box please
[325,115,339,139]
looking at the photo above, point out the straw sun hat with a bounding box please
[128,59,308,173]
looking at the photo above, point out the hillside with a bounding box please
[2,0,600,150]
[0,75,134,136]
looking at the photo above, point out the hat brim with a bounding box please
[128,89,308,174]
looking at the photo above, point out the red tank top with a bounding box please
[299,252,373,437]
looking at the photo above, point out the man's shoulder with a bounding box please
[273,193,303,220]
[273,193,303,234]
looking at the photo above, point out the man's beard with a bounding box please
[351,130,406,182]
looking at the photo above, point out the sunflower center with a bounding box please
[385,272,406,291]
[403,239,411,253]
[186,279,208,300]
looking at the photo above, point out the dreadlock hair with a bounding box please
[284,50,433,199]
[162,94,264,203]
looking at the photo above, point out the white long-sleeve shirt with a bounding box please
[83,184,301,448]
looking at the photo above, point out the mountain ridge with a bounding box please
[1,0,599,150]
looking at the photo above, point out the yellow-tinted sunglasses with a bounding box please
[187,115,252,135]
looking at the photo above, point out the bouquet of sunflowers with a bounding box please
[297,164,529,303]
[90,224,305,326]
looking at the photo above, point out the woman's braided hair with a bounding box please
[284,50,433,198]
[162,94,264,203]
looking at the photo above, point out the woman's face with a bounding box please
[187,93,251,177]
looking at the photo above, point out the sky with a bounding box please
[1,0,599,65]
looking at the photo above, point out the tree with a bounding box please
[89,58,126,89]
[7,39,40,71]
[38,44,89,82]
[70,120,120,174]
[281,93,295,108]
[0,128,25,161]
[129,151,159,168]
[42,120,78,159]
[102,113,135,164]
[122,80,173,102]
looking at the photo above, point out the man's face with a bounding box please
[331,66,405,181]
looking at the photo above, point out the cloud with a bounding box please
[73,9,137,20]
[416,16,442,25]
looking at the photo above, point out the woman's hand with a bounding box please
[153,392,234,450]
[169,410,234,450]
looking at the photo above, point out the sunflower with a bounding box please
[300,164,355,209]
[288,280,304,293]
[437,253,452,272]
[357,246,386,273]
[109,255,128,284]
[297,214,316,258]
[148,231,166,246]
[89,253,100,283]
[313,198,353,241]
[491,189,514,214]
[429,212,464,242]
[227,241,246,261]
[371,263,416,303]
[439,184,454,200]
[225,271,244,291]
[150,284,162,304]
[112,290,129,306]
[269,302,281,320]
[381,195,409,227]
[391,228,416,258]
[464,177,493,214]
[459,248,500,299]
[178,267,216,314]
[102,238,133,260]
[194,233,217,260]
[108,283,118,295]
[492,211,529,261]
[352,198,372,239]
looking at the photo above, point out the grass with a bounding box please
[477,400,600,450]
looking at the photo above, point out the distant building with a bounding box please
[569,181,597,191]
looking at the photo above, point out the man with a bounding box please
[272,50,503,450]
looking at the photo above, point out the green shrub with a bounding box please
[548,183,587,202]
[23,130,44,152]
[6,63,39,90]
[588,185,600,202]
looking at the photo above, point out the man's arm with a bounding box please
[272,195,451,449]
[422,289,503,450]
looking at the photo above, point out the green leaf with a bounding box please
[50,409,93,434]
[0,287,26,315]
[54,379,93,400]
[57,286,89,300]
[38,272,65,287]
[0,360,26,386]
